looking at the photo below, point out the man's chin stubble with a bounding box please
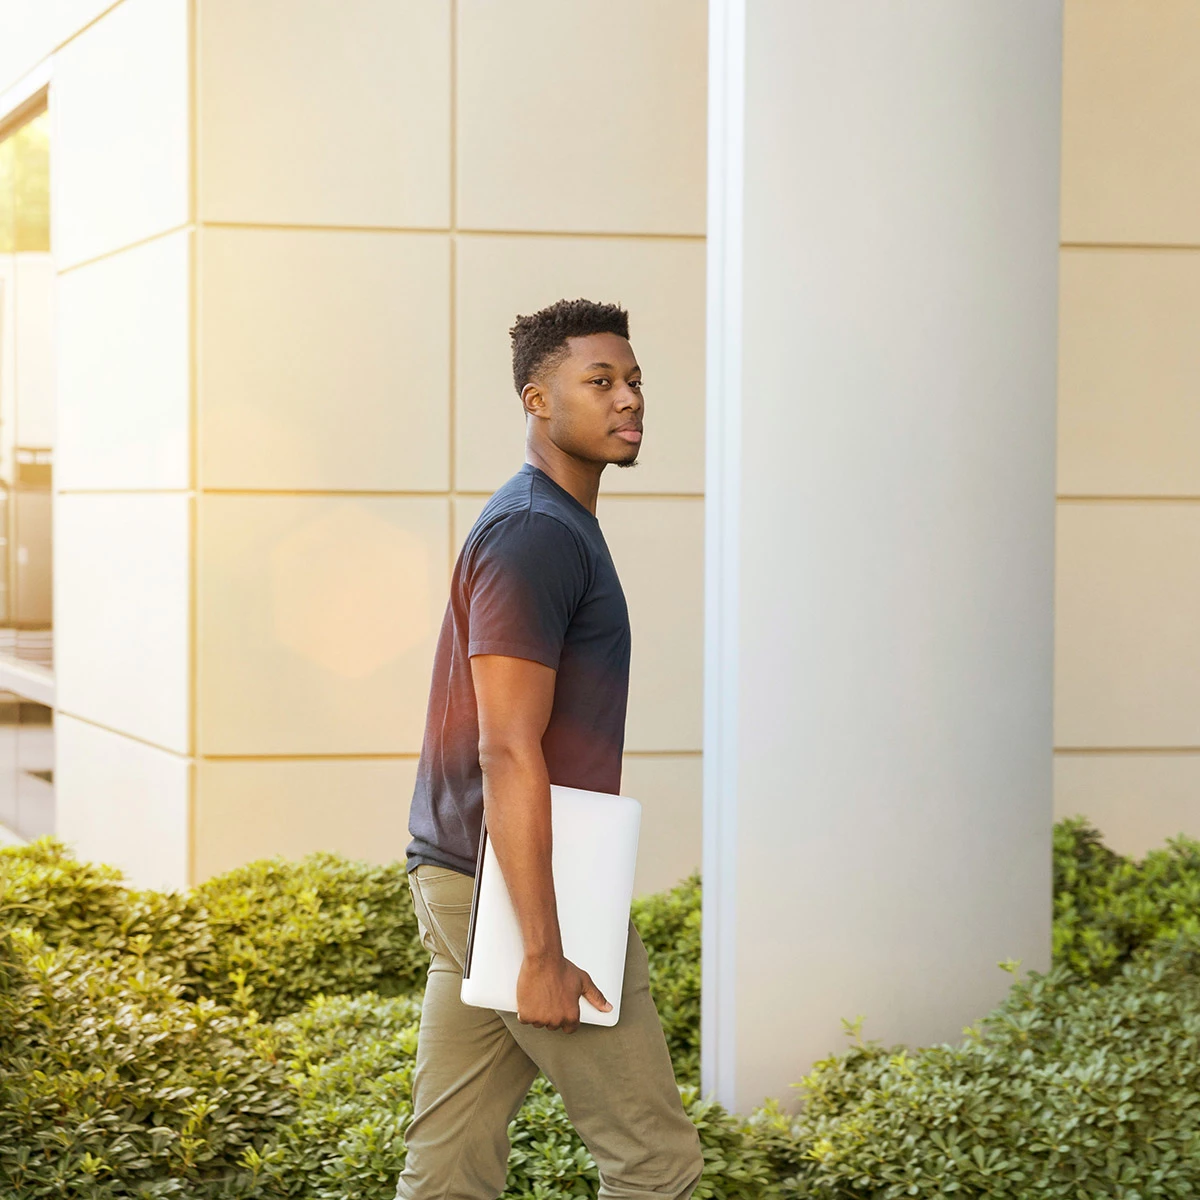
[616,458,640,469]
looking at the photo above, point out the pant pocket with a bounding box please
[412,871,474,967]
[413,865,466,883]
[407,878,440,956]
[415,865,475,911]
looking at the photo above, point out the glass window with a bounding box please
[0,693,54,840]
[0,101,54,841]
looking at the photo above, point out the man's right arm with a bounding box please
[470,651,612,1034]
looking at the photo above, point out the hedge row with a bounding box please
[1053,816,1200,980]
[0,838,430,1022]
[2,818,1200,1198]
[0,926,290,1198]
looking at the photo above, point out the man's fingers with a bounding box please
[580,970,612,1012]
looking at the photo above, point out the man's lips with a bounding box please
[613,428,642,443]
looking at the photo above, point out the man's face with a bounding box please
[527,332,644,468]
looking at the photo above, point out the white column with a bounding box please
[704,0,1063,1114]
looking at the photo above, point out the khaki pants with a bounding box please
[394,864,705,1200]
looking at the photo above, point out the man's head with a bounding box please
[509,298,643,470]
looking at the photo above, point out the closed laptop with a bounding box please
[460,784,642,1027]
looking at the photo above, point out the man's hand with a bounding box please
[516,951,612,1033]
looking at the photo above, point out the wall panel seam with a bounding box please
[196,749,705,763]
[57,222,194,275]
[55,711,193,760]
[1060,242,1200,253]
[623,749,703,757]
[201,220,449,236]
[1055,747,1200,756]
[198,488,456,499]
[1058,496,1200,504]
[449,0,458,577]
[198,220,702,241]
[201,753,423,763]
[52,1,127,55]
[187,0,200,885]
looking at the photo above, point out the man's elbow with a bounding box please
[477,738,541,780]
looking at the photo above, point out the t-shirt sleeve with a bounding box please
[465,512,590,670]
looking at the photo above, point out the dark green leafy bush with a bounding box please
[0,926,292,1198]
[631,871,701,1087]
[4,820,1200,1198]
[245,992,422,1198]
[2,840,431,1021]
[192,853,428,1020]
[1054,815,1200,980]
[771,934,1200,1198]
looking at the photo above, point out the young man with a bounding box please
[395,299,704,1200]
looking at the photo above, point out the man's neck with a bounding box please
[524,448,603,516]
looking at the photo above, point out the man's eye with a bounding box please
[591,378,610,387]
[630,379,642,389]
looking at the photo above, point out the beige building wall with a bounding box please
[1055,0,1200,857]
[29,0,194,891]
[32,0,1198,893]
[8,0,706,892]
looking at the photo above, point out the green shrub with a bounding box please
[0,926,292,1198]
[245,992,422,1198]
[631,871,701,1087]
[1054,816,1200,981]
[0,837,214,988]
[6,821,1200,1199]
[192,853,429,1021]
[771,934,1200,1198]
[1,840,431,1022]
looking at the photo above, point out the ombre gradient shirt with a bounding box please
[405,462,631,877]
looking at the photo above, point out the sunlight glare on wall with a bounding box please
[269,500,432,679]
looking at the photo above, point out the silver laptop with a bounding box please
[460,784,642,1027]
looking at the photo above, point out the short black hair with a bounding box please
[509,298,630,397]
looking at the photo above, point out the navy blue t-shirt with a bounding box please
[405,463,631,876]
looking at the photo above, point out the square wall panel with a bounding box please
[198,494,450,756]
[12,255,54,444]
[1055,502,1200,748]
[0,1,55,92]
[52,0,189,269]
[1062,0,1200,244]
[56,230,191,490]
[599,496,703,753]
[54,493,191,754]
[620,753,702,897]
[198,0,450,228]
[199,227,450,492]
[194,757,417,880]
[54,713,191,890]
[455,235,705,494]
[1054,752,1200,861]
[457,0,706,235]
[1058,249,1200,497]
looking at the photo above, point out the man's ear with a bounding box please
[521,380,548,419]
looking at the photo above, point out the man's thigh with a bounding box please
[398,867,539,1200]
[499,921,703,1197]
